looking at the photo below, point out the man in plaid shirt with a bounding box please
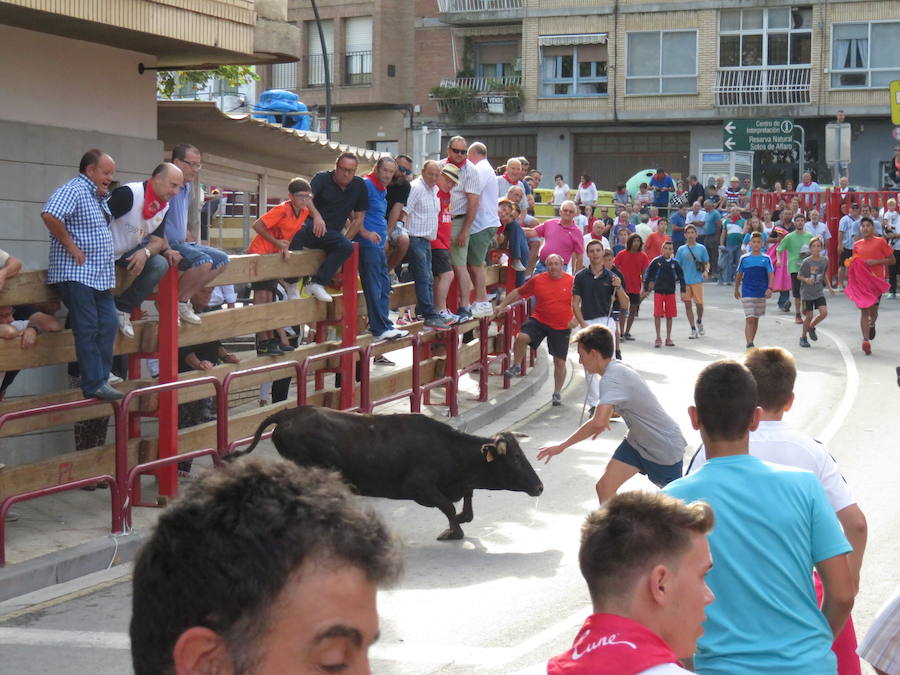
[41,149,122,401]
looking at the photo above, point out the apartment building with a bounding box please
[422,0,899,190]
[261,0,417,156]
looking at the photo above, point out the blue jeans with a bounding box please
[171,241,229,270]
[358,246,393,336]
[504,219,530,264]
[115,249,168,311]
[57,281,117,397]
[407,236,439,320]
[721,244,741,283]
[290,225,354,285]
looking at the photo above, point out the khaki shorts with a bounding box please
[742,297,767,318]
[450,215,469,267]
[467,227,497,266]
[683,283,704,303]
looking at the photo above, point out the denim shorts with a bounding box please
[171,241,229,270]
[612,438,683,488]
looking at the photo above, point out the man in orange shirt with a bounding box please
[495,253,574,407]
[850,216,894,355]
[247,177,311,355]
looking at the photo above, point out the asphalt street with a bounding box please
[0,283,897,674]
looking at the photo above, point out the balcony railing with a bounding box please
[430,76,523,119]
[305,53,334,88]
[343,50,373,86]
[714,67,811,107]
[436,0,524,24]
[437,0,522,11]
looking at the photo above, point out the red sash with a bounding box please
[142,180,166,220]
[548,613,681,675]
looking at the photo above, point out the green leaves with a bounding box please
[157,65,259,99]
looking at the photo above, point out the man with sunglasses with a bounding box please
[442,136,482,321]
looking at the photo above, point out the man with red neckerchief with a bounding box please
[548,490,714,674]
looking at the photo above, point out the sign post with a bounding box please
[723,119,795,152]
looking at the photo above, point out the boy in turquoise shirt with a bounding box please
[664,360,854,675]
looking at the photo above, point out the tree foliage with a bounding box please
[157,65,258,99]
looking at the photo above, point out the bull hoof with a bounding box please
[437,528,464,541]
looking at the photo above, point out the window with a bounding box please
[718,7,811,68]
[306,20,334,87]
[625,31,697,95]
[831,21,900,88]
[344,16,373,86]
[271,63,297,90]
[539,36,608,97]
[475,41,519,80]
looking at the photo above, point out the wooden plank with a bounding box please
[0,439,142,499]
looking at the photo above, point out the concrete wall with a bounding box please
[0,25,158,140]
[332,109,407,153]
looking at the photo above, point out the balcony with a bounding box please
[343,51,373,86]
[429,76,523,122]
[714,67,811,107]
[436,0,524,25]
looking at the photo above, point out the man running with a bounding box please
[537,324,686,504]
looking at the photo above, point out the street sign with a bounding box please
[723,119,794,152]
[893,127,900,142]
[892,81,900,125]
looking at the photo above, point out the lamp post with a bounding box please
[310,0,332,140]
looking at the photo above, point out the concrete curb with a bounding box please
[0,354,549,602]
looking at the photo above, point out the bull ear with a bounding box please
[481,443,496,463]
[495,436,508,455]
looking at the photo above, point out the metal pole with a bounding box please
[794,123,806,181]
[310,0,332,140]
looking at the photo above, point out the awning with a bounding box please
[538,33,608,47]
[157,101,383,191]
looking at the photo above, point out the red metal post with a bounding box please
[339,244,359,411]
[156,266,179,497]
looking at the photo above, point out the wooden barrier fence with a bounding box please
[0,246,524,565]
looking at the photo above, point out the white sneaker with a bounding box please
[115,309,134,338]
[178,301,202,325]
[377,328,409,340]
[688,327,698,339]
[511,259,527,272]
[439,309,460,325]
[108,373,124,385]
[306,282,333,303]
[285,283,301,300]
[471,301,494,318]
[697,323,705,336]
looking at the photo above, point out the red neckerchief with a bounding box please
[581,181,594,188]
[502,173,517,185]
[548,613,681,675]
[802,180,812,186]
[446,155,466,168]
[142,180,166,220]
[654,172,667,181]
[364,172,386,192]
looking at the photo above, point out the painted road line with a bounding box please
[0,627,130,649]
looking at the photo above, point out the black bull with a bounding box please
[232,406,544,540]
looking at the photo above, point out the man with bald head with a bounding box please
[107,162,184,339]
[42,149,122,400]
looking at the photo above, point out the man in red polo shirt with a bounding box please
[495,253,574,406]
[548,491,714,674]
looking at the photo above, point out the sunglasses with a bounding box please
[449,148,467,155]
[398,167,412,175]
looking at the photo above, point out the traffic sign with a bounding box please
[723,119,794,152]
[893,127,900,142]
[891,81,900,125]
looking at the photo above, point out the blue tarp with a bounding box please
[252,89,311,131]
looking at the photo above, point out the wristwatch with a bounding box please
[143,247,151,259]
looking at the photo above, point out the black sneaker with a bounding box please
[278,343,296,353]
[588,406,596,416]
[799,336,811,348]
[869,324,876,340]
[373,355,396,366]
[808,327,817,341]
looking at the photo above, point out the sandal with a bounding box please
[665,339,675,347]
[654,338,662,348]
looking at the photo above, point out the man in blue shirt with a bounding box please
[649,168,675,213]
[669,204,688,251]
[357,157,408,341]
[41,149,122,401]
[163,144,231,324]
[674,224,709,339]
[702,200,723,281]
[664,360,855,675]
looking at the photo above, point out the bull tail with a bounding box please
[225,408,294,461]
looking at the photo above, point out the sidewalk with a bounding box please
[0,344,550,602]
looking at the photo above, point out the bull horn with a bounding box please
[495,437,507,455]
[481,443,496,463]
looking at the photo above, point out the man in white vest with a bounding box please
[107,163,184,337]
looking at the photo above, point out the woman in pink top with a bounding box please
[525,200,584,272]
